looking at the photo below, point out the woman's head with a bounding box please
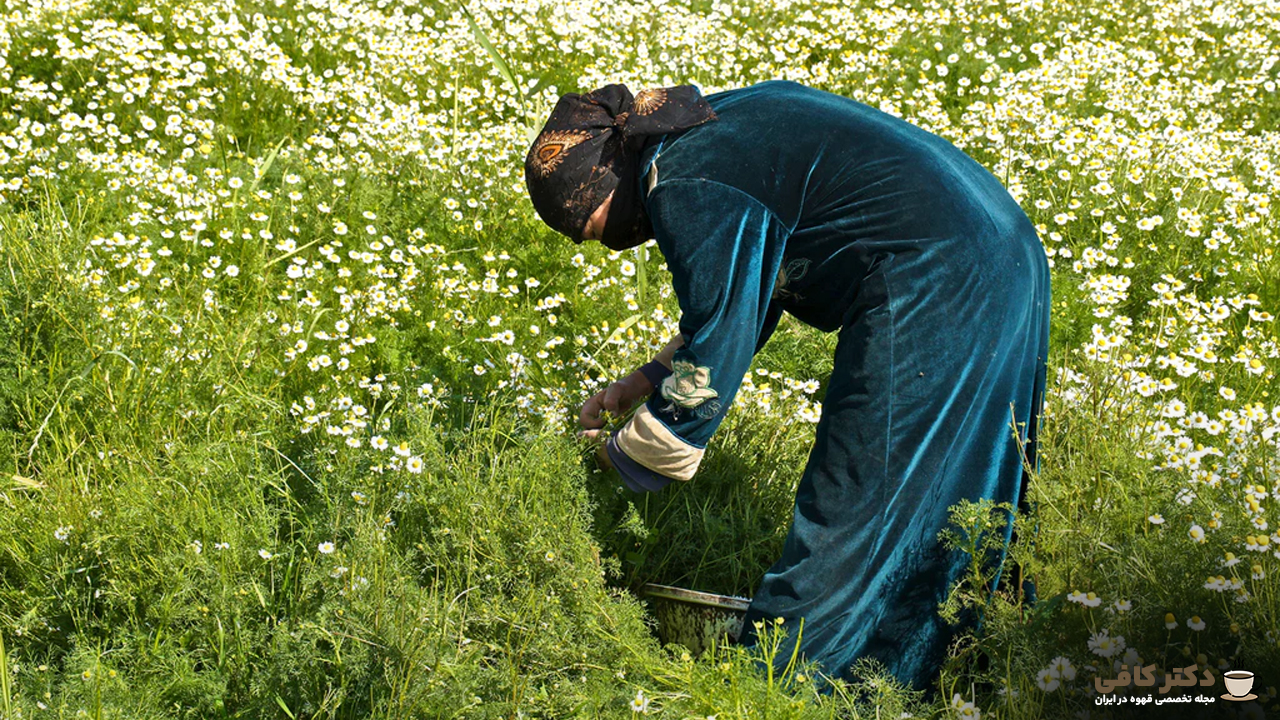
[523,83,717,250]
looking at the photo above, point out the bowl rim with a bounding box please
[639,582,752,612]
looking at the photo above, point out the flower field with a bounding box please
[0,0,1277,716]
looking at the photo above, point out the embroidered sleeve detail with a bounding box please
[614,404,705,482]
[660,360,719,410]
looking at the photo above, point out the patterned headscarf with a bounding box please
[524,83,718,250]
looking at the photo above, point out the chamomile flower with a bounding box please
[1068,590,1102,607]
[1088,630,1125,657]
[1049,656,1077,680]
[950,693,980,719]
[629,688,650,714]
[1037,668,1060,692]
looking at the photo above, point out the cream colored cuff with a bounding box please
[615,404,705,482]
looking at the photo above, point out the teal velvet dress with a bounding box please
[607,80,1051,691]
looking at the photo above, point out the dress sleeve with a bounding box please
[756,299,785,355]
[610,178,790,485]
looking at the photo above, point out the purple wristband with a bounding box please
[639,359,673,389]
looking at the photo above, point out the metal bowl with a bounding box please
[639,582,752,656]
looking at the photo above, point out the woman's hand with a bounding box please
[577,370,655,430]
[578,428,614,471]
[577,369,657,473]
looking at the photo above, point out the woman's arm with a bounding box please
[605,432,675,492]
[636,333,681,388]
[580,333,684,492]
[655,333,684,369]
[607,179,791,488]
[578,333,685,430]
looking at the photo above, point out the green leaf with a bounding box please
[457,3,523,109]
[249,136,289,195]
[602,313,644,348]
[636,246,648,305]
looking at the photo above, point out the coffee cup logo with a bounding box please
[1222,670,1256,702]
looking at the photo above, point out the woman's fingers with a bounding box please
[602,380,634,415]
[578,390,607,429]
[580,373,649,430]
[595,441,614,471]
[575,428,612,470]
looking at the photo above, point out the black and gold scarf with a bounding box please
[523,84,717,250]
